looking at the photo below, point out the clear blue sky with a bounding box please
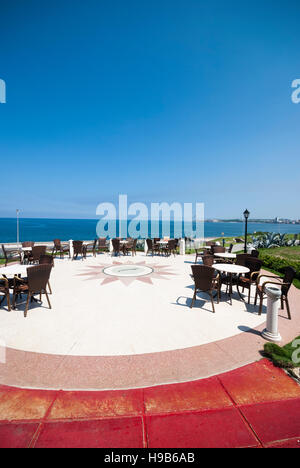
[0,0,299,219]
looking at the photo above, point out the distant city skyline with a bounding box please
[1,1,299,219]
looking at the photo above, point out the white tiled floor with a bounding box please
[0,253,266,356]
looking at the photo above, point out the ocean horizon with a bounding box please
[0,217,299,244]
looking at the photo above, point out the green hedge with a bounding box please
[259,251,300,281]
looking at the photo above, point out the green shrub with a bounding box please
[259,252,300,281]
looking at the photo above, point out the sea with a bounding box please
[0,218,299,244]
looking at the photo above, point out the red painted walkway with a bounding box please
[0,359,300,448]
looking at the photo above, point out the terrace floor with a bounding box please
[0,252,299,391]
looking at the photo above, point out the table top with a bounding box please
[214,263,250,274]
[214,252,236,259]
[22,247,32,252]
[0,264,33,278]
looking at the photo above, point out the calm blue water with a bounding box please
[0,218,299,243]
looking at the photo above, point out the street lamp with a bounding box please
[243,209,250,253]
[16,209,20,249]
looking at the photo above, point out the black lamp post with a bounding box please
[243,209,250,253]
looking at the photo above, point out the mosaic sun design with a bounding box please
[78,260,176,286]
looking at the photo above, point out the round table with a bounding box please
[214,263,250,303]
[0,264,32,279]
[214,252,236,259]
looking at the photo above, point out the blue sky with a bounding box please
[0,0,299,219]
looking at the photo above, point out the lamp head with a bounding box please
[243,209,250,220]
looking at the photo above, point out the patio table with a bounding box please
[0,264,33,279]
[214,252,236,259]
[214,263,249,304]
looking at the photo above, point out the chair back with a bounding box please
[228,243,233,253]
[53,239,61,248]
[22,242,34,247]
[31,246,47,262]
[201,255,214,267]
[112,238,120,252]
[39,255,54,267]
[235,253,251,267]
[146,239,153,250]
[251,250,259,258]
[245,257,262,281]
[211,246,225,255]
[282,267,296,296]
[98,238,107,248]
[191,265,215,291]
[167,239,176,249]
[132,239,137,249]
[73,241,83,254]
[27,264,52,292]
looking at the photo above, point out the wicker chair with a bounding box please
[123,238,137,256]
[52,239,70,259]
[146,239,160,256]
[235,253,252,266]
[39,255,54,294]
[12,264,52,317]
[0,276,11,311]
[190,265,220,312]
[251,250,259,258]
[255,266,296,319]
[97,238,108,254]
[112,238,121,256]
[73,241,85,260]
[161,239,177,257]
[84,239,97,258]
[1,244,21,267]
[28,246,47,264]
[201,255,215,267]
[237,257,263,304]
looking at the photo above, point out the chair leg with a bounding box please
[190,290,196,309]
[209,292,215,313]
[47,281,52,295]
[248,286,251,304]
[281,296,284,310]
[24,293,31,318]
[258,293,263,315]
[285,297,291,320]
[254,288,258,306]
[6,293,11,312]
[45,291,52,309]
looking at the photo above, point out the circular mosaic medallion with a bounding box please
[103,264,153,277]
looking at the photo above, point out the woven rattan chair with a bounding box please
[1,244,21,267]
[39,255,54,294]
[146,239,160,256]
[112,238,121,256]
[97,238,108,254]
[161,239,176,257]
[84,239,97,258]
[190,265,220,312]
[13,264,52,318]
[28,246,47,264]
[72,241,85,260]
[237,257,263,304]
[52,239,70,259]
[255,266,296,319]
[201,255,215,267]
[251,250,259,258]
[0,276,11,311]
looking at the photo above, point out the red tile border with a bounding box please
[0,360,299,448]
